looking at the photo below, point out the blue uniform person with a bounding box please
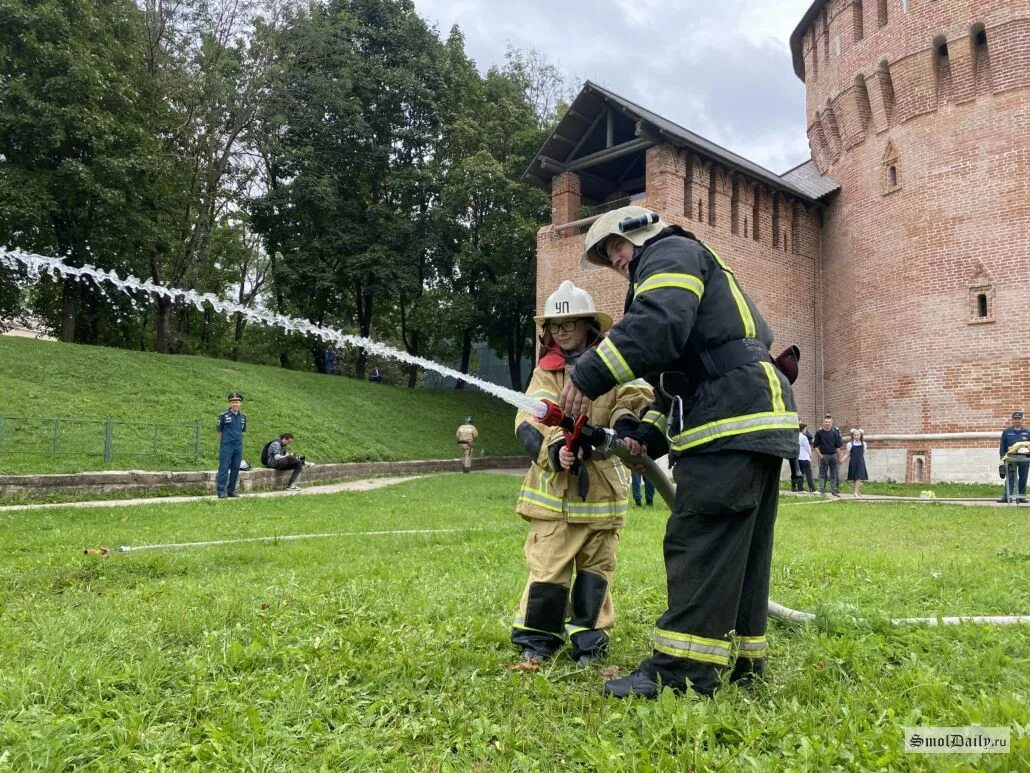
[216,392,247,498]
[998,410,1030,503]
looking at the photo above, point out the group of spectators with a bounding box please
[790,414,868,497]
[214,392,307,498]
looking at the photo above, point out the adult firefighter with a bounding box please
[558,205,799,698]
[455,417,478,473]
[512,280,652,665]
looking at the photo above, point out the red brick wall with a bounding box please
[798,0,1030,436]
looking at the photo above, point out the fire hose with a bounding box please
[538,401,1030,627]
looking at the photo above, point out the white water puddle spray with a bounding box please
[1,248,547,418]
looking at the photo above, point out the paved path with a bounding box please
[780,491,1024,508]
[0,475,430,512]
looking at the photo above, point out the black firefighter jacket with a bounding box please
[571,227,799,460]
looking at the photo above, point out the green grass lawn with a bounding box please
[0,337,522,475]
[0,475,1026,769]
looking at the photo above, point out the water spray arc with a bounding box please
[0,248,549,419]
[7,250,1026,628]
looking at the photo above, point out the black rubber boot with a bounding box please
[729,657,766,686]
[604,664,663,699]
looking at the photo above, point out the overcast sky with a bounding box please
[411,0,815,174]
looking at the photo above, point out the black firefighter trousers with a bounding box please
[644,450,781,695]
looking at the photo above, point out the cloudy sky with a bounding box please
[411,0,816,174]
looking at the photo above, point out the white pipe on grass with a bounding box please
[611,441,1029,628]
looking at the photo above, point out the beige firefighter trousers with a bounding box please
[518,518,619,630]
[460,442,473,470]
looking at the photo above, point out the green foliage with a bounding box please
[0,477,1026,768]
[0,336,521,474]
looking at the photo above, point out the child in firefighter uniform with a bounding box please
[512,280,652,664]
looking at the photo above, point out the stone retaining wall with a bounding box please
[0,456,528,500]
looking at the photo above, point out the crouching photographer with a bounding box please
[261,432,306,491]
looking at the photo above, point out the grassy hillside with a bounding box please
[0,337,522,474]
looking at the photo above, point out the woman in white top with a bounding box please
[797,423,815,493]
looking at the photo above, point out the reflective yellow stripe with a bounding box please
[760,362,786,413]
[634,272,704,300]
[518,488,629,518]
[705,243,755,337]
[529,389,558,401]
[597,338,635,383]
[671,411,800,451]
[654,629,731,665]
[513,615,565,638]
[736,635,768,659]
[564,623,588,636]
[617,378,650,391]
[642,409,668,434]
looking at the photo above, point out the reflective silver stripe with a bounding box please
[653,632,731,665]
[518,488,629,518]
[565,623,588,636]
[596,338,635,384]
[642,409,668,434]
[671,411,799,451]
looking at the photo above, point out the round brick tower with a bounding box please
[791,0,1030,480]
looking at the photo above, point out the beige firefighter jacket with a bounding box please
[456,423,478,445]
[515,360,652,527]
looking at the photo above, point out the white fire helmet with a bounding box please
[533,280,612,332]
[581,205,667,270]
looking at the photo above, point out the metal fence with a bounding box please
[0,416,202,463]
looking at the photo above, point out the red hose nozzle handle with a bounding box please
[538,399,565,427]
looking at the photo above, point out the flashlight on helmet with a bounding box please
[618,212,660,233]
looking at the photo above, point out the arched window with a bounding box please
[933,35,952,101]
[971,23,991,93]
[878,60,896,123]
[707,166,717,227]
[854,74,873,132]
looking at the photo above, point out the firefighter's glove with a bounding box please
[613,416,640,439]
[999,463,1007,480]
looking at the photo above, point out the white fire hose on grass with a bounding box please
[603,435,1030,627]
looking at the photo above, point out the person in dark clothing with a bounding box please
[998,410,1030,503]
[216,392,247,498]
[631,470,655,506]
[558,205,798,699]
[263,432,305,491]
[812,416,844,497]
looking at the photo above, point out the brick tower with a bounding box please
[791,0,1030,480]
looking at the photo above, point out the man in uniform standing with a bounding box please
[456,416,478,473]
[998,410,1030,503]
[558,206,798,699]
[216,392,247,498]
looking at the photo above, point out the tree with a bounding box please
[0,0,153,342]
[251,0,446,378]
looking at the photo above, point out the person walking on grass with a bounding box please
[558,206,798,699]
[216,392,247,499]
[843,428,869,497]
[262,432,306,491]
[456,417,478,473]
[512,280,652,667]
